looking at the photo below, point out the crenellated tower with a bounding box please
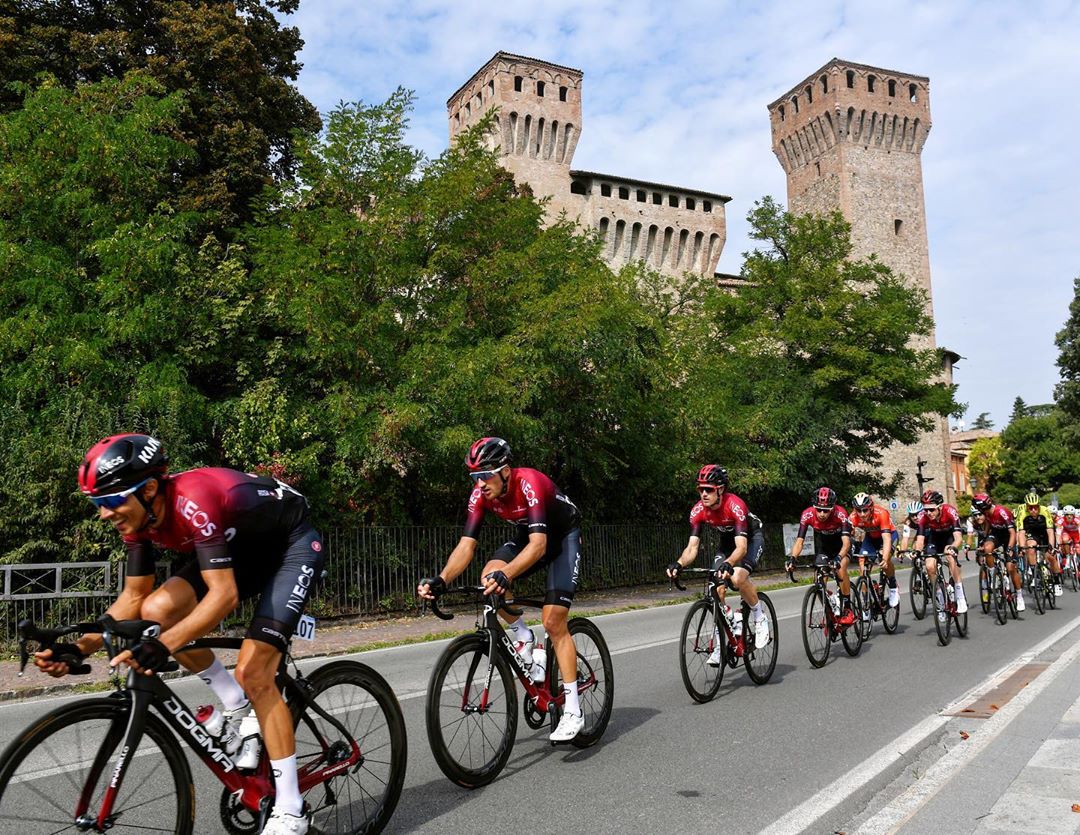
[768,59,954,502]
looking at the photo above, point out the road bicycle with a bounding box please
[1020,543,1056,614]
[424,587,613,788]
[0,616,406,835]
[1062,542,1080,592]
[669,567,778,702]
[786,554,864,668]
[852,553,899,639]
[899,550,931,620]
[924,547,968,646]
[986,548,1021,625]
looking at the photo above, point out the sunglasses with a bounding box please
[469,469,503,484]
[925,506,941,513]
[88,478,150,510]
[698,486,717,495]
[814,507,833,513]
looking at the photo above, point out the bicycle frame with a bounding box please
[673,568,748,662]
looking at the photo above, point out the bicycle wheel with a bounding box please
[992,565,1008,625]
[910,567,928,620]
[801,586,831,668]
[558,618,614,749]
[1031,565,1046,615]
[678,599,725,702]
[743,593,778,685]
[933,573,952,646]
[1068,558,1079,592]
[881,573,900,635]
[953,580,969,637]
[978,565,991,614]
[426,633,517,788]
[1043,564,1058,610]
[841,593,864,657]
[0,697,194,835]
[291,660,407,835]
[854,576,874,641]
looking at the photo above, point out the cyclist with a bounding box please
[899,500,924,553]
[1061,505,1080,553]
[849,492,900,608]
[912,489,969,617]
[790,487,856,625]
[971,492,1023,611]
[35,434,324,835]
[666,465,770,664]
[1015,492,1062,596]
[416,438,585,743]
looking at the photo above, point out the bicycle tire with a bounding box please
[992,564,1008,625]
[743,593,778,685]
[933,573,952,646]
[426,633,517,788]
[979,565,991,614]
[1068,560,1079,593]
[801,586,831,668]
[678,599,725,702]
[1043,564,1058,610]
[292,660,407,835]
[953,580,969,637]
[910,566,928,620]
[1031,565,1046,615]
[0,696,194,835]
[881,572,900,635]
[557,617,614,748]
[841,592,864,657]
[853,575,873,641]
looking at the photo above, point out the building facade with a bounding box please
[447,52,730,279]
[767,58,954,502]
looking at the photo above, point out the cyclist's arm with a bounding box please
[422,536,477,595]
[80,574,156,654]
[157,568,239,655]
[677,536,701,568]
[726,534,748,565]
[790,536,805,558]
[838,533,852,559]
[503,532,546,583]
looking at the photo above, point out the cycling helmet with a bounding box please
[696,464,729,487]
[921,489,944,506]
[78,434,168,497]
[852,492,873,511]
[813,487,837,510]
[969,508,984,518]
[906,500,924,516]
[1064,505,1077,516]
[464,437,512,471]
[971,493,993,513]
[1024,491,1041,506]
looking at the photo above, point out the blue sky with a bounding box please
[288,0,1080,429]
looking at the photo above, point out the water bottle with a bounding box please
[196,704,225,737]
[530,642,547,683]
[827,590,841,616]
[723,604,742,636]
[234,712,262,770]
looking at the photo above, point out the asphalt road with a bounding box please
[2,572,1078,834]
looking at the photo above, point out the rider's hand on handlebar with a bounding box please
[34,647,81,678]
[417,576,447,601]
[482,570,512,596]
[666,561,682,579]
[110,636,172,677]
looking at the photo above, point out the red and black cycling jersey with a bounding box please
[1061,516,1079,535]
[986,504,1016,531]
[123,468,311,577]
[463,467,580,540]
[797,506,852,540]
[916,504,962,537]
[689,492,761,538]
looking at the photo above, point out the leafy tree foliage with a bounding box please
[0,0,320,225]
[994,409,1080,502]
[662,197,958,516]
[1056,275,1080,437]
[1009,396,1029,423]
[971,412,994,430]
[967,436,1003,495]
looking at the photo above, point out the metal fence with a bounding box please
[1,522,789,645]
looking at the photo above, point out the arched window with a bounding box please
[791,94,799,114]
[570,180,587,195]
[652,192,662,205]
[686,197,696,210]
[867,75,876,93]
[703,200,712,213]
[805,84,813,104]
[514,76,523,92]
[821,74,829,94]
[888,79,896,97]
[600,183,612,197]
[537,80,545,97]
[668,194,678,207]
[618,186,629,200]
[846,70,855,88]
[488,80,495,97]
[465,102,471,117]
[559,86,568,101]
[778,104,785,121]
[636,189,646,202]
[909,83,918,102]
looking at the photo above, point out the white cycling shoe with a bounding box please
[887,587,900,608]
[550,710,584,742]
[1016,591,1026,612]
[706,646,724,667]
[752,613,770,647]
[955,594,968,614]
[1056,584,1064,597]
[261,807,309,835]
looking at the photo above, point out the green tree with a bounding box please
[967,436,1003,495]
[1009,396,1029,423]
[0,0,320,226]
[1056,274,1080,438]
[667,197,958,515]
[971,412,994,430]
[995,409,1080,502]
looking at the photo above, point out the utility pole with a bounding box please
[916,458,933,495]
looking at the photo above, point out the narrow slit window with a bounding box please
[894,219,903,235]
[559,86,567,101]
[514,76,523,92]
[846,70,855,88]
[537,81,545,97]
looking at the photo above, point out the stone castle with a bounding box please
[447,52,955,502]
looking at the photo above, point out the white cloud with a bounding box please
[288,0,1080,425]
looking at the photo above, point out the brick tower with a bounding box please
[767,59,953,502]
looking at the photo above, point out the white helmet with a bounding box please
[1064,505,1077,516]
[906,500,924,515]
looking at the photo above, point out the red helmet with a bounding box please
[971,493,992,512]
[696,465,729,487]
[78,434,168,497]
[814,487,836,510]
[464,437,511,471]
[921,489,944,507]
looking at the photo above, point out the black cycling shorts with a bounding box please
[924,537,958,561]
[174,523,325,652]
[712,530,765,575]
[814,533,847,560]
[494,527,581,608]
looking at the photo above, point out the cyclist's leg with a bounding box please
[484,535,527,627]
[141,565,215,672]
[541,529,585,740]
[838,553,851,597]
[727,530,764,607]
[235,526,325,819]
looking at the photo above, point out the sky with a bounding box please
[287,0,1080,429]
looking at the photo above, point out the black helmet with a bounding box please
[921,489,944,507]
[78,434,168,497]
[696,464,729,487]
[464,437,511,471]
[813,487,837,510]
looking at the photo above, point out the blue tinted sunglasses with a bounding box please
[88,478,150,510]
[469,469,503,483]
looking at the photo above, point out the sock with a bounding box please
[563,680,580,716]
[196,657,248,711]
[508,617,532,642]
[955,584,966,598]
[751,601,763,617]
[270,754,303,817]
[887,576,898,589]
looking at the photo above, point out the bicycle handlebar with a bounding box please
[19,616,181,676]
[426,586,527,621]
